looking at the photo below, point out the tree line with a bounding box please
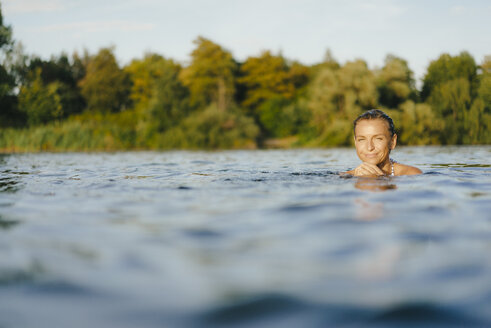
[0,5,490,151]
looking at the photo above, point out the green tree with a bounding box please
[124,53,179,111]
[26,54,85,117]
[161,104,258,149]
[430,78,472,144]
[0,2,12,54]
[476,56,491,112]
[237,51,310,138]
[376,54,416,108]
[79,47,130,112]
[136,58,190,147]
[238,51,297,110]
[179,37,236,112]
[0,3,21,127]
[307,60,378,145]
[421,51,478,101]
[257,96,310,138]
[465,56,491,143]
[394,101,443,145]
[421,52,480,144]
[18,68,63,126]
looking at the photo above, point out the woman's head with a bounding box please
[353,109,397,165]
[353,109,395,137]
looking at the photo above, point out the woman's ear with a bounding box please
[390,134,397,150]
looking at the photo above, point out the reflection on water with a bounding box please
[0,147,490,327]
[352,177,397,221]
[354,177,397,192]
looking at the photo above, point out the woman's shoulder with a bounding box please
[394,162,422,175]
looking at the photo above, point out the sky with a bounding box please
[2,0,490,87]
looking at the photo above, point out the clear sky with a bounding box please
[2,0,490,86]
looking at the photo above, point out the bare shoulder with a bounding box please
[395,163,422,175]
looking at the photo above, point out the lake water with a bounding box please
[0,146,490,327]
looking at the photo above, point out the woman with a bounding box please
[344,109,422,177]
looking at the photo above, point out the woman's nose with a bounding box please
[367,140,374,151]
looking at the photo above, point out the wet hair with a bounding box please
[353,109,395,137]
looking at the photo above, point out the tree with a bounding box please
[18,68,63,126]
[238,51,296,110]
[0,3,21,127]
[465,56,491,144]
[307,60,378,145]
[421,52,478,101]
[125,53,170,110]
[237,51,310,139]
[26,54,85,117]
[376,54,416,108]
[395,101,443,145]
[257,96,310,138]
[136,58,190,146]
[477,56,491,112]
[79,47,130,112]
[179,37,236,112]
[422,52,479,144]
[0,3,12,55]
[160,104,259,149]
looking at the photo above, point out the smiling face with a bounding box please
[354,119,397,166]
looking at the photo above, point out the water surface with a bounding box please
[0,146,490,327]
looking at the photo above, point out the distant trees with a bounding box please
[376,55,416,109]
[420,52,489,144]
[21,55,85,120]
[128,55,190,146]
[238,51,310,138]
[0,5,20,127]
[0,0,490,151]
[18,68,63,126]
[179,37,236,112]
[79,47,130,113]
[308,59,378,145]
[239,51,297,110]
[469,56,491,143]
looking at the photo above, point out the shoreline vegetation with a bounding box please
[1,5,490,153]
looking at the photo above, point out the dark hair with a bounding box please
[353,109,395,136]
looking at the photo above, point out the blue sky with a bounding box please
[2,0,490,86]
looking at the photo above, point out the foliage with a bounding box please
[179,37,236,112]
[464,56,491,144]
[0,110,139,152]
[125,53,178,110]
[78,47,130,113]
[137,59,190,147]
[239,51,300,110]
[257,96,310,138]
[0,4,490,151]
[392,101,442,145]
[0,3,12,53]
[307,60,377,146]
[421,51,478,101]
[376,54,416,108]
[0,3,20,127]
[25,54,86,117]
[18,68,64,126]
[159,105,259,149]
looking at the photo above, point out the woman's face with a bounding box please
[354,119,396,165]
